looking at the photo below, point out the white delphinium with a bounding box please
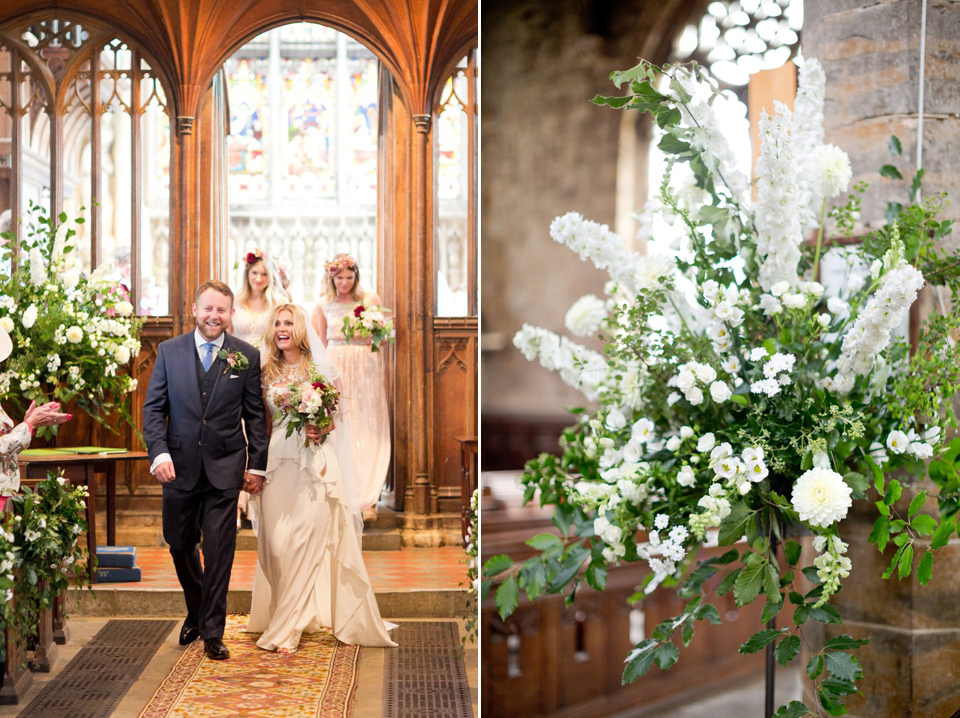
[754,102,803,291]
[550,213,673,295]
[812,534,852,607]
[28,247,46,286]
[792,58,827,229]
[814,144,853,199]
[828,255,925,393]
[565,294,607,337]
[791,468,853,528]
[513,324,608,401]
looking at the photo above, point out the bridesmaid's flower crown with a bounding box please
[325,255,357,276]
[245,248,266,265]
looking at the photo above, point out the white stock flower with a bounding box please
[21,304,38,329]
[791,468,853,528]
[813,144,853,198]
[565,295,607,337]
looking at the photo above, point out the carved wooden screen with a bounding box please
[0,15,173,317]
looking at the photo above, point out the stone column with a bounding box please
[803,2,960,715]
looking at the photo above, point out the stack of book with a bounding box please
[95,546,141,582]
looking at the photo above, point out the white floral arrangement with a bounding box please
[483,59,960,716]
[0,203,143,438]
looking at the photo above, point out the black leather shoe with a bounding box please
[179,617,200,646]
[203,637,230,660]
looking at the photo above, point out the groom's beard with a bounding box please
[195,318,226,341]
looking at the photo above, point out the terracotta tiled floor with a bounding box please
[107,545,469,591]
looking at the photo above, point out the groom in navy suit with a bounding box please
[143,280,268,660]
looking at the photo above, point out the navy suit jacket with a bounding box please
[142,331,268,491]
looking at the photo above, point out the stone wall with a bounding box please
[803,2,960,715]
[480,0,706,423]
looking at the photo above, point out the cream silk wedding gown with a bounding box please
[245,371,396,650]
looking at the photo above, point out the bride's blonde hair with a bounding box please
[261,304,313,385]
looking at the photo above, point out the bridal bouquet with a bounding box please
[273,362,340,446]
[483,58,960,716]
[0,203,142,438]
[341,304,394,351]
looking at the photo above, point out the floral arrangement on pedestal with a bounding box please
[342,304,395,352]
[462,487,480,654]
[0,470,92,661]
[483,59,960,717]
[0,203,143,439]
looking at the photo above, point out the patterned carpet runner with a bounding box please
[138,614,361,718]
[382,621,472,718]
[18,619,176,718]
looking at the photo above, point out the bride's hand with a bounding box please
[305,421,334,443]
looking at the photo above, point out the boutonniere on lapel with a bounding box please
[217,348,250,375]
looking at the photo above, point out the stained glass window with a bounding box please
[224,23,381,301]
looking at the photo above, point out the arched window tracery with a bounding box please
[0,14,173,315]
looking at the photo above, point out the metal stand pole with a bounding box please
[765,534,779,718]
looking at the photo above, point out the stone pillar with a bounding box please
[803,2,960,715]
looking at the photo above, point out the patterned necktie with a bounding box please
[201,342,215,371]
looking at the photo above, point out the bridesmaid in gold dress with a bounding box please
[311,254,391,522]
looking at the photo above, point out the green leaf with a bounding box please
[622,639,658,684]
[889,135,902,155]
[591,93,634,109]
[869,515,891,552]
[884,480,902,506]
[883,544,906,579]
[658,134,692,155]
[764,563,781,602]
[483,554,514,578]
[692,602,722,625]
[716,568,741,596]
[610,65,653,90]
[495,576,519,619]
[842,472,868,499]
[522,561,547,600]
[586,563,607,591]
[784,540,802,566]
[733,557,765,606]
[775,634,802,666]
[656,107,682,129]
[825,652,862,682]
[931,516,955,549]
[910,514,936,536]
[719,503,753,546]
[910,168,924,202]
[807,653,824,679]
[809,603,842,624]
[729,393,749,407]
[653,642,679,670]
[761,598,783,624]
[897,543,914,580]
[526,533,562,551]
[916,549,934,585]
[739,628,786,654]
[908,491,928,517]
[774,701,813,718]
[682,618,695,646]
[824,635,870,651]
[879,164,903,180]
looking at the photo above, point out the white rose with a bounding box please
[709,381,732,403]
[666,436,682,452]
[686,386,704,405]
[114,345,131,364]
[697,433,716,453]
[677,465,696,487]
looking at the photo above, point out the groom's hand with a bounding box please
[243,472,263,494]
[154,461,176,483]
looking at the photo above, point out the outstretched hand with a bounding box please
[24,400,72,430]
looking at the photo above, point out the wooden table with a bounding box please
[17,450,149,583]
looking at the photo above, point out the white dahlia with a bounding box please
[791,468,853,528]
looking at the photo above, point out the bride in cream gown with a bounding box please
[246,304,396,651]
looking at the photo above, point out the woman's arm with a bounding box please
[311,304,329,347]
